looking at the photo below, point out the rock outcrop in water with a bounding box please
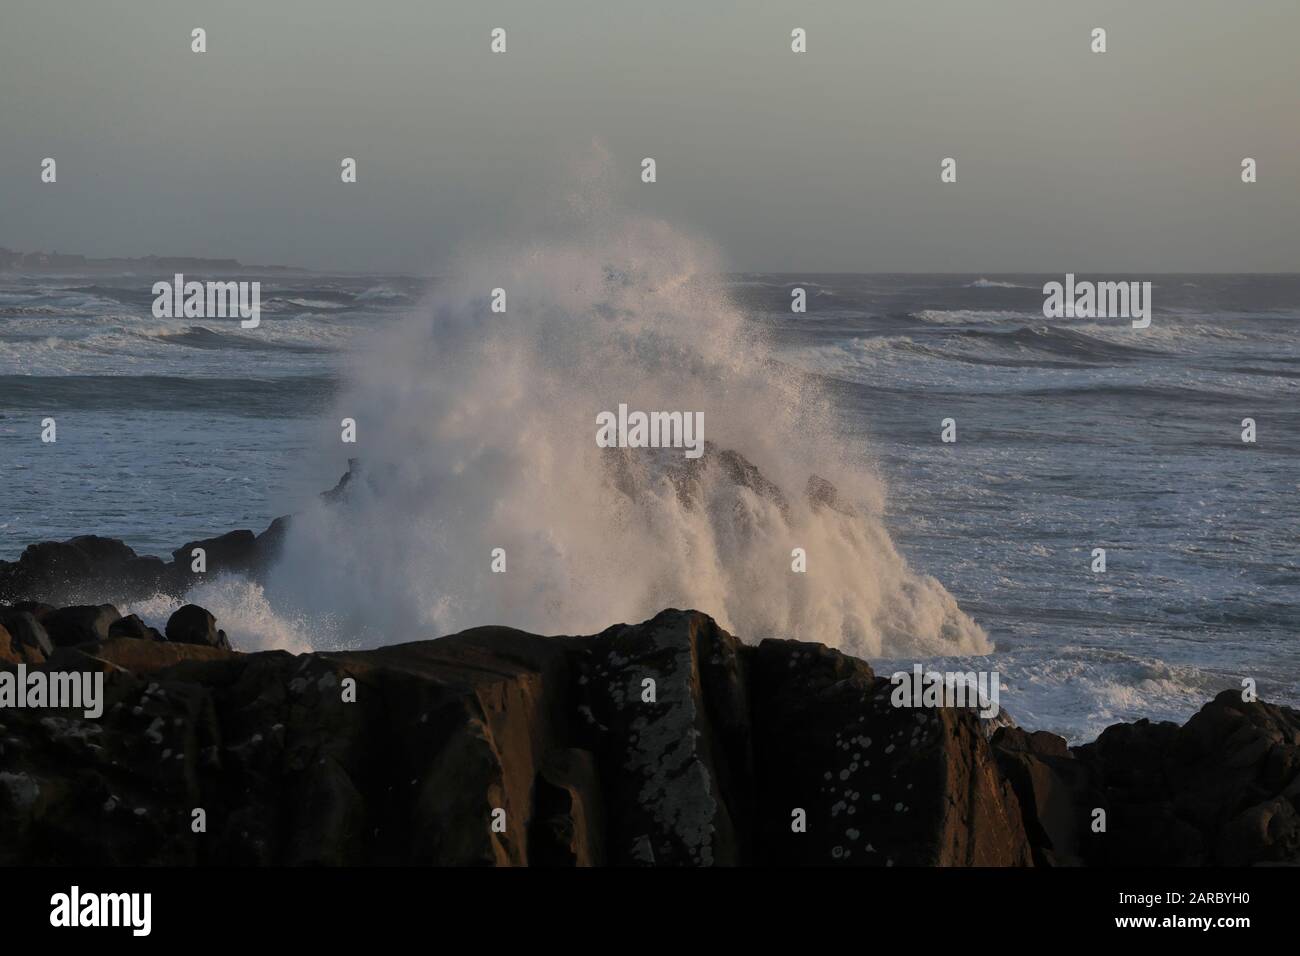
[2,601,1298,866]
[0,460,362,608]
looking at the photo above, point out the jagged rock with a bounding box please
[41,604,121,647]
[320,458,361,503]
[664,444,790,518]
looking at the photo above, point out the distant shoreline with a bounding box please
[0,247,308,275]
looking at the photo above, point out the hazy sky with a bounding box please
[2,0,1297,273]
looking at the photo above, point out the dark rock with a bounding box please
[40,603,121,647]
[0,537,173,606]
[0,464,364,610]
[752,638,1031,866]
[0,623,45,665]
[571,609,754,865]
[81,635,236,673]
[1,605,1297,868]
[664,445,789,518]
[172,530,258,577]
[165,605,229,649]
[604,443,792,522]
[120,556,170,594]
[805,474,856,516]
[320,458,361,503]
[108,614,166,642]
[992,726,1100,866]
[253,516,292,567]
[18,540,98,580]
[63,535,138,566]
[527,749,605,866]
[1072,689,1300,866]
[0,609,54,658]
[0,539,126,603]
[713,449,790,517]
[9,601,55,621]
[171,521,292,584]
[0,607,1038,867]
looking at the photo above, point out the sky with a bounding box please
[1,0,1297,274]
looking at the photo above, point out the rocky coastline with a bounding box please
[2,462,1298,866]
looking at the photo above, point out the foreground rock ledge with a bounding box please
[1,607,1298,866]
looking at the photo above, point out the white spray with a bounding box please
[252,203,989,660]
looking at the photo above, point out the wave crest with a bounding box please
[263,206,989,658]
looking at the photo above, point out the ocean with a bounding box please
[2,266,1297,742]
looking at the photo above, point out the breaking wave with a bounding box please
[260,180,990,659]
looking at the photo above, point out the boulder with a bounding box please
[165,605,229,649]
[1073,689,1300,866]
[0,623,45,665]
[0,538,165,605]
[40,603,121,647]
[0,609,54,658]
[108,614,166,642]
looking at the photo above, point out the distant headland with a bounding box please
[0,247,307,274]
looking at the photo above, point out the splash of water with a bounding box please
[132,577,322,654]
[255,210,988,659]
